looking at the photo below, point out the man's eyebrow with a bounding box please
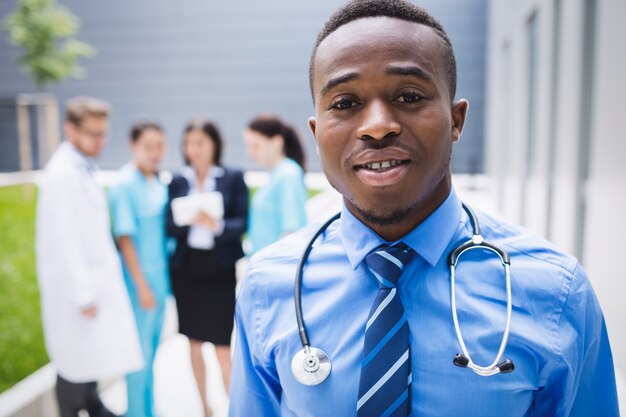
[320,72,360,96]
[385,65,433,83]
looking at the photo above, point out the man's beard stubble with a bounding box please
[350,197,417,226]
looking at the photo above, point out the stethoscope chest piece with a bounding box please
[291,346,332,386]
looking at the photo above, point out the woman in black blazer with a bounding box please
[166,119,247,416]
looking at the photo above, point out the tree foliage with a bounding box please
[2,0,95,90]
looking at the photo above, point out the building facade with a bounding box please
[486,0,626,387]
[0,0,487,173]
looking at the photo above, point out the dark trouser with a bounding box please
[55,374,117,417]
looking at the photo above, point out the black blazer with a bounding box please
[166,167,248,272]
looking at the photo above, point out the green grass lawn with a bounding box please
[248,186,323,200]
[0,185,48,393]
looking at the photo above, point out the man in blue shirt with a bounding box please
[229,0,620,416]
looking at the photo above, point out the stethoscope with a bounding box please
[291,203,515,386]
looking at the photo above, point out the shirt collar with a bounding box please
[180,165,225,186]
[339,187,462,270]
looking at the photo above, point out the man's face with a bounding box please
[65,115,108,158]
[309,17,468,231]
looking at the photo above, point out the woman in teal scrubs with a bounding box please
[109,122,169,417]
[244,114,308,254]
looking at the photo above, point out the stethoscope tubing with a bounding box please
[450,257,512,376]
[292,203,514,385]
[294,212,341,349]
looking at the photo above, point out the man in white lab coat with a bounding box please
[36,96,143,417]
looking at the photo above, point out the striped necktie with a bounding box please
[357,242,415,417]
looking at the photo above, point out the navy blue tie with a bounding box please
[357,242,415,417]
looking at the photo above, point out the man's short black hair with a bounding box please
[309,0,457,100]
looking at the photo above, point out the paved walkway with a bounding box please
[101,300,230,417]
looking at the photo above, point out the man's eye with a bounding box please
[331,98,358,110]
[396,92,424,103]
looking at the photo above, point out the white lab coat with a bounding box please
[36,142,143,383]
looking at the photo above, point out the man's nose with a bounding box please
[356,100,401,141]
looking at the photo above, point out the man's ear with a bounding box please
[308,117,321,155]
[308,117,317,140]
[451,99,469,143]
[64,121,75,144]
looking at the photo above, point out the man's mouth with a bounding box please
[354,159,410,172]
[351,158,411,187]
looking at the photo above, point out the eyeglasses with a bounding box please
[77,126,107,140]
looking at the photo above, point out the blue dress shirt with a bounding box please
[230,188,619,417]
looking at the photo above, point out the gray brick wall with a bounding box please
[0,0,487,173]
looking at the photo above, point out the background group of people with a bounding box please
[35,96,309,417]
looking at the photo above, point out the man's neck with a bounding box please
[65,140,93,162]
[345,178,452,242]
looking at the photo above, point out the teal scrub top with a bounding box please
[109,164,170,298]
[249,158,307,254]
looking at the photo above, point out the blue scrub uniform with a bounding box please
[249,158,307,254]
[109,164,169,417]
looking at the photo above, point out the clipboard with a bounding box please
[171,192,224,226]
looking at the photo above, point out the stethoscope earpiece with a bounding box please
[498,359,515,373]
[454,354,515,375]
[453,353,470,368]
